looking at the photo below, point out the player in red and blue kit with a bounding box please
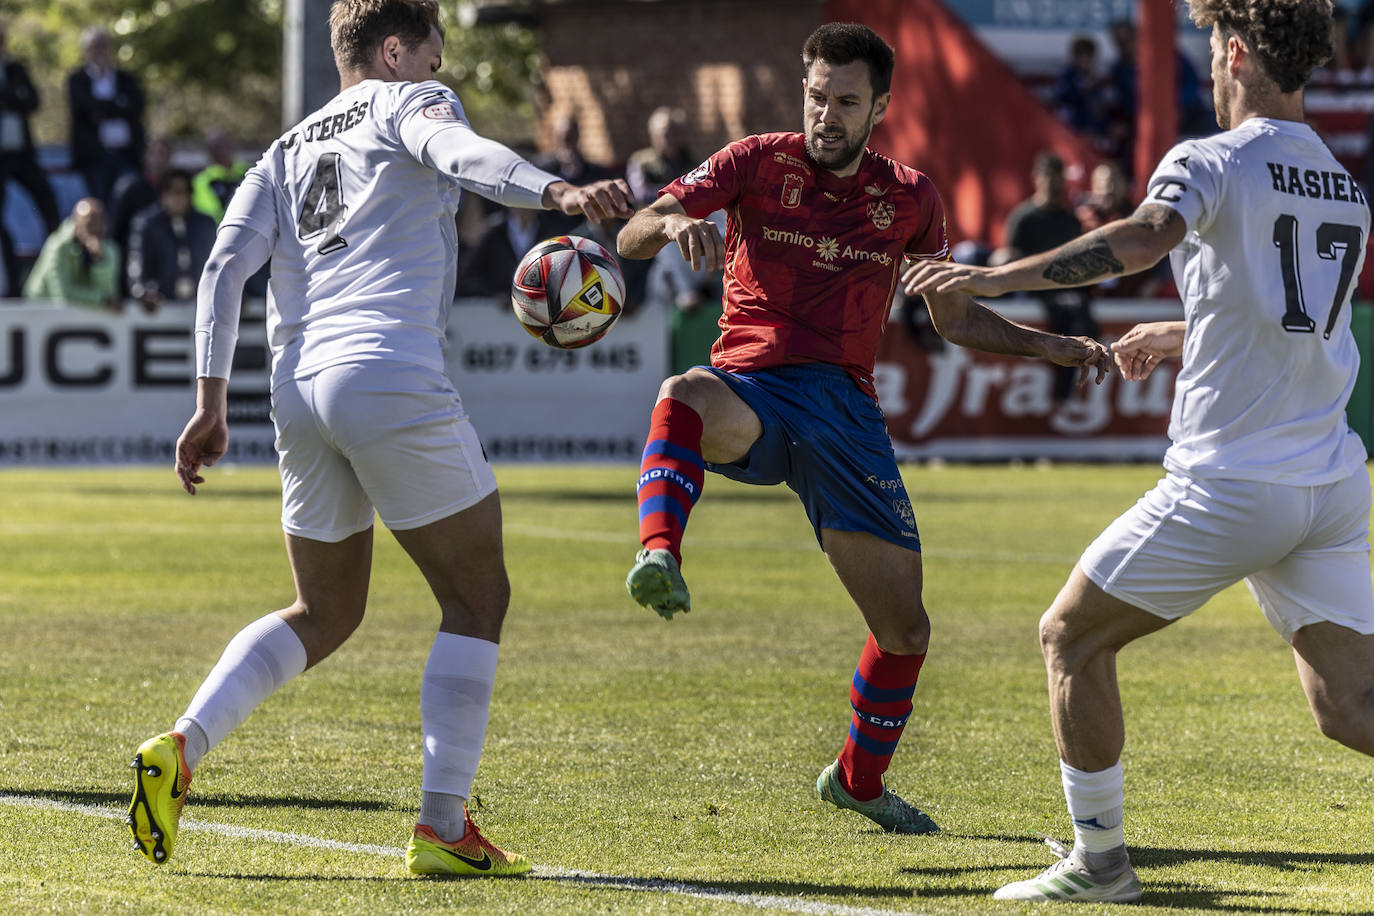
[618,22,1111,834]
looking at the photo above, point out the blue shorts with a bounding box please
[703,364,920,551]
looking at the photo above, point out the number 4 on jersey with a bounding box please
[1272,214,1362,339]
[298,152,349,255]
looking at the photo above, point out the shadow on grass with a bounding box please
[3,786,405,813]
[902,836,1374,914]
[180,869,917,902]
[540,872,914,900]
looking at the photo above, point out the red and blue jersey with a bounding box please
[659,132,948,398]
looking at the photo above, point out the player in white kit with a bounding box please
[125,0,632,876]
[905,0,1372,902]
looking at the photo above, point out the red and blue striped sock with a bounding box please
[637,398,705,564]
[837,633,925,802]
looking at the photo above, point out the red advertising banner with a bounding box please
[877,299,1183,461]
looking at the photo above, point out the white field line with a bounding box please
[2,793,923,916]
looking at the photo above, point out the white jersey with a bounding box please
[1146,117,1370,485]
[209,79,557,389]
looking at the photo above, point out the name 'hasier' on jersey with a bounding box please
[1265,161,1367,204]
[1147,117,1370,485]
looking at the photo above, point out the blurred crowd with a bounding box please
[0,23,254,312]
[5,9,1373,377]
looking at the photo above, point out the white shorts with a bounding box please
[271,361,497,542]
[1081,468,1374,641]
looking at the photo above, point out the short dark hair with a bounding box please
[158,168,194,193]
[802,22,895,98]
[1187,0,1333,93]
[1032,151,1065,178]
[329,0,442,74]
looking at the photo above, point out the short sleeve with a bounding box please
[1144,139,1223,235]
[905,173,950,261]
[660,139,751,218]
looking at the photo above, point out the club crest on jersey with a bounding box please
[893,498,915,529]
[867,200,896,230]
[422,101,460,121]
[781,172,805,208]
[681,159,711,185]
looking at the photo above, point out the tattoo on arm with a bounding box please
[1041,230,1125,286]
[1130,202,1182,233]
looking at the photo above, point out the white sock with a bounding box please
[1060,759,1125,854]
[176,613,308,771]
[418,632,498,838]
[419,791,468,842]
[173,717,210,771]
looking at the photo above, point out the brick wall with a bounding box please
[534,0,826,168]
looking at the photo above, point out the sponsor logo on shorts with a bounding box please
[894,498,915,529]
[865,474,906,493]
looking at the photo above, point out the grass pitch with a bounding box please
[1,462,1372,915]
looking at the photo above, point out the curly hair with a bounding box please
[1186,0,1334,93]
[329,0,441,74]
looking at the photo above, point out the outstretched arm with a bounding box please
[902,203,1186,299]
[1111,320,1185,381]
[923,289,1113,392]
[617,194,724,270]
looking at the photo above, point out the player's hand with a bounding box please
[1045,335,1114,392]
[902,260,1011,299]
[662,212,724,271]
[547,179,635,223]
[175,408,229,495]
[1111,320,1185,381]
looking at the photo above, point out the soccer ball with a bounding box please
[510,235,626,349]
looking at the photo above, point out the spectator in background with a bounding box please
[111,135,172,279]
[534,113,613,237]
[1001,152,1082,263]
[1075,161,1167,299]
[1074,161,1132,231]
[1354,0,1374,73]
[1052,36,1111,141]
[68,27,145,208]
[0,20,60,297]
[1001,152,1099,403]
[192,129,250,224]
[23,196,120,310]
[1322,5,1356,78]
[627,106,695,205]
[126,168,216,313]
[1107,18,1213,150]
[456,205,548,301]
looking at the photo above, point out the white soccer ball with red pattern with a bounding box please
[510,235,626,349]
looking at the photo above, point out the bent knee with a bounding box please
[1039,606,1090,673]
[872,613,931,656]
[657,371,712,408]
[1310,690,1374,754]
